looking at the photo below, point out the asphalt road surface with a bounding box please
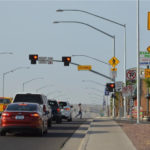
[0,118,89,150]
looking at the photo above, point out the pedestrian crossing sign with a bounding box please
[109,57,120,67]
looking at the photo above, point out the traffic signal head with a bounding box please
[29,54,38,64]
[62,56,71,66]
[106,83,115,92]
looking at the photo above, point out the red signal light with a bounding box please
[62,56,71,66]
[106,83,115,92]
[110,84,115,88]
[33,55,38,60]
[29,54,38,64]
[66,57,71,62]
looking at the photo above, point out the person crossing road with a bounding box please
[75,103,82,119]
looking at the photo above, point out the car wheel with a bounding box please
[38,128,43,136]
[0,131,6,136]
[38,124,44,136]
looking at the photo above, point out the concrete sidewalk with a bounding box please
[80,117,136,150]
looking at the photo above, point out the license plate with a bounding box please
[15,115,24,120]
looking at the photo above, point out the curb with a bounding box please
[61,119,92,150]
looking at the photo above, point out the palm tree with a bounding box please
[144,78,150,115]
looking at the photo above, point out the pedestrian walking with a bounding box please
[75,103,82,119]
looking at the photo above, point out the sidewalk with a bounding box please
[80,117,136,150]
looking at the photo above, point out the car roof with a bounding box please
[10,102,40,106]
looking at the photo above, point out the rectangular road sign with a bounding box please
[140,51,150,58]
[148,12,150,30]
[115,81,123,92]
[38,57,53,64]
[140,51,150,65]
[111,68,117,71]
[78,65,92,71]
[145,69,150,78]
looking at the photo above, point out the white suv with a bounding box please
[58,101,72,122]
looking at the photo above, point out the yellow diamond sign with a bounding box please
[109,57,120,67]
[147,46,150,52]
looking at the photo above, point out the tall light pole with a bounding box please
[54,20,116,117]
[56,9,126,118]
[84,87,104,93]
[53,21,116,57]
[0,52,13,55]
[36,84,53,93]
[3,66,30,97]
[82,80,105,87]
[46,90,62,97]
[22,77,44,92]
[137,0,140,124]
[72,55,109,66]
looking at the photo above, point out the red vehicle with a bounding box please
[0,103,48,136]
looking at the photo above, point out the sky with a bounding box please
[0,0,149,104]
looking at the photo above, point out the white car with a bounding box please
[58,101,72,122]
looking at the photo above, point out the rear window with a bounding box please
[14,94,43,104]
[59,102,67,108]
[6,104,37,111]
[48,101,58,106]
[0,99,11,104]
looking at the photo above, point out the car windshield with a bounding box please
[14,95,43,104]
[59,102,67,108]
[6,104,37,111]
[0,99,11,104]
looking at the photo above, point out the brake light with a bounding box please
[65,108,70,111]
[57,108,60,112]
[29,113,40,118]
[3,105,7,110]
[18,104,28,106]
[2,112,10,117]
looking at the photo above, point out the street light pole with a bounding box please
[82,80,105,87]
[53,21,115,58]
[137,0,140,124]
[72,55,109,65]
[0,52,13,55]
[2,67,30,97]
[46,90,62,97]
[56,9,126,117]
[36,84,53,93]
[54,20,116,117]
[22,77,44,92]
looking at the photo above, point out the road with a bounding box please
[0,118,90,150]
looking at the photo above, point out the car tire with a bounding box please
[0,131,6,136]
[38,127,44,137]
